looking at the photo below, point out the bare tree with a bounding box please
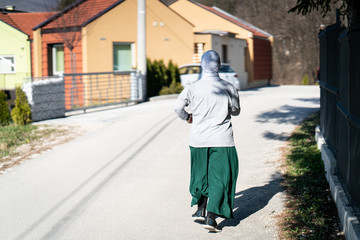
[289,0,360,26]
[47,0,84,74]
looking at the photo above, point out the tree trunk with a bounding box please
[70,50,77,106]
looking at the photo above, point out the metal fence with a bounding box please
[24,70,143,114]
[63,71,142,111]
[319,21,360,211]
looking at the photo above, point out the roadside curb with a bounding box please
[316,126,360,240]
[149,94,179,101]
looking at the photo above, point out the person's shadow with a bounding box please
[218,173,284,228]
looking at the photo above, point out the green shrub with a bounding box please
[159,81,184,95]
[11,87,31,125]
[147,59,162,98]
[166,60,181,83]
[302,74,309,85]
[0,90,11,126]
[147,59,182,98]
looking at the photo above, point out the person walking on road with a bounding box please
[174,50,241,232]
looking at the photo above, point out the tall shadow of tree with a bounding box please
[218,172,284,228]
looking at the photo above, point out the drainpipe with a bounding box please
[137,0,146,101]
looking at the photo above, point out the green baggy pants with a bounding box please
[189,146,239,219]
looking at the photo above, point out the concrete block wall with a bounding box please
[22,78,65,121]
[316,126,360,240]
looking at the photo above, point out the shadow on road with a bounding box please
[295,98,320,104]
[262,131,289,141]
[219,172,284,228]
[241,85,280,93]
[256,105,319,125]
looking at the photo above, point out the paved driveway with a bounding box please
[0,86,320,240]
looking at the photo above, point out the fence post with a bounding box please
[130,71,138,101]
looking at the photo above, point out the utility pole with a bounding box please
[137,0,146,101]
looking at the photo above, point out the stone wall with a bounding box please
[22,78,65,121]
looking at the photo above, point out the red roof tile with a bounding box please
[0,13,20,30]
[37,0,123,30]
[8,12,57,38]
[0,12,57,39]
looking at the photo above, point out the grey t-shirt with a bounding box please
[174,72,240,147]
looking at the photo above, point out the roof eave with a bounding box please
[81,0,125,27]
[211,6,273,38]
[32,0,86,30]
[160,0,178,7]
[0,19,29,37]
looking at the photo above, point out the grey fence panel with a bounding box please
[319,33,327,136]
[348,26,360,209]
[318,22,342,155]
[337,29,351,190]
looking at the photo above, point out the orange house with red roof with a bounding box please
[29,0,271,90]
[30,0,195,108]
[31,0,194,78]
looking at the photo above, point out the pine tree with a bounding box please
[11,87,32,125]
[0,90,11,126]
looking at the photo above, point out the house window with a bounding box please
[194,43,205,54]
[193,43,205,62]
[222,44,228,63]
[0,55,15,73]
[48,44,64,76]
[113,43,133,71]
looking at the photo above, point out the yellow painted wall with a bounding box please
[145,0,193,65]
[83,0,137,72]
[83,0,194,72]
[33,29,42,78]
[80,0,194,103]
[0,21,31,89]
[170,0,250,39]
[194,34,212,52]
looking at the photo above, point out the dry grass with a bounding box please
[0,124,82,173]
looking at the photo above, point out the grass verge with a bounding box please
[1,124,38,159]
[0,124,67,164]
[279,111,345,239]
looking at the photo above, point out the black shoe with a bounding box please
[191,208,206,221]
[204,217,221,232]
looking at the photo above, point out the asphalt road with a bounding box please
[0,85,320,240]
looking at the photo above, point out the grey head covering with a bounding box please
[201,50,220,74]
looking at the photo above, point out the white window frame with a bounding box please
[113,42,135,72]
[52,44,64,76]
[0,55,16,74]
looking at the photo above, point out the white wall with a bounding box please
[211,35,248,89]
